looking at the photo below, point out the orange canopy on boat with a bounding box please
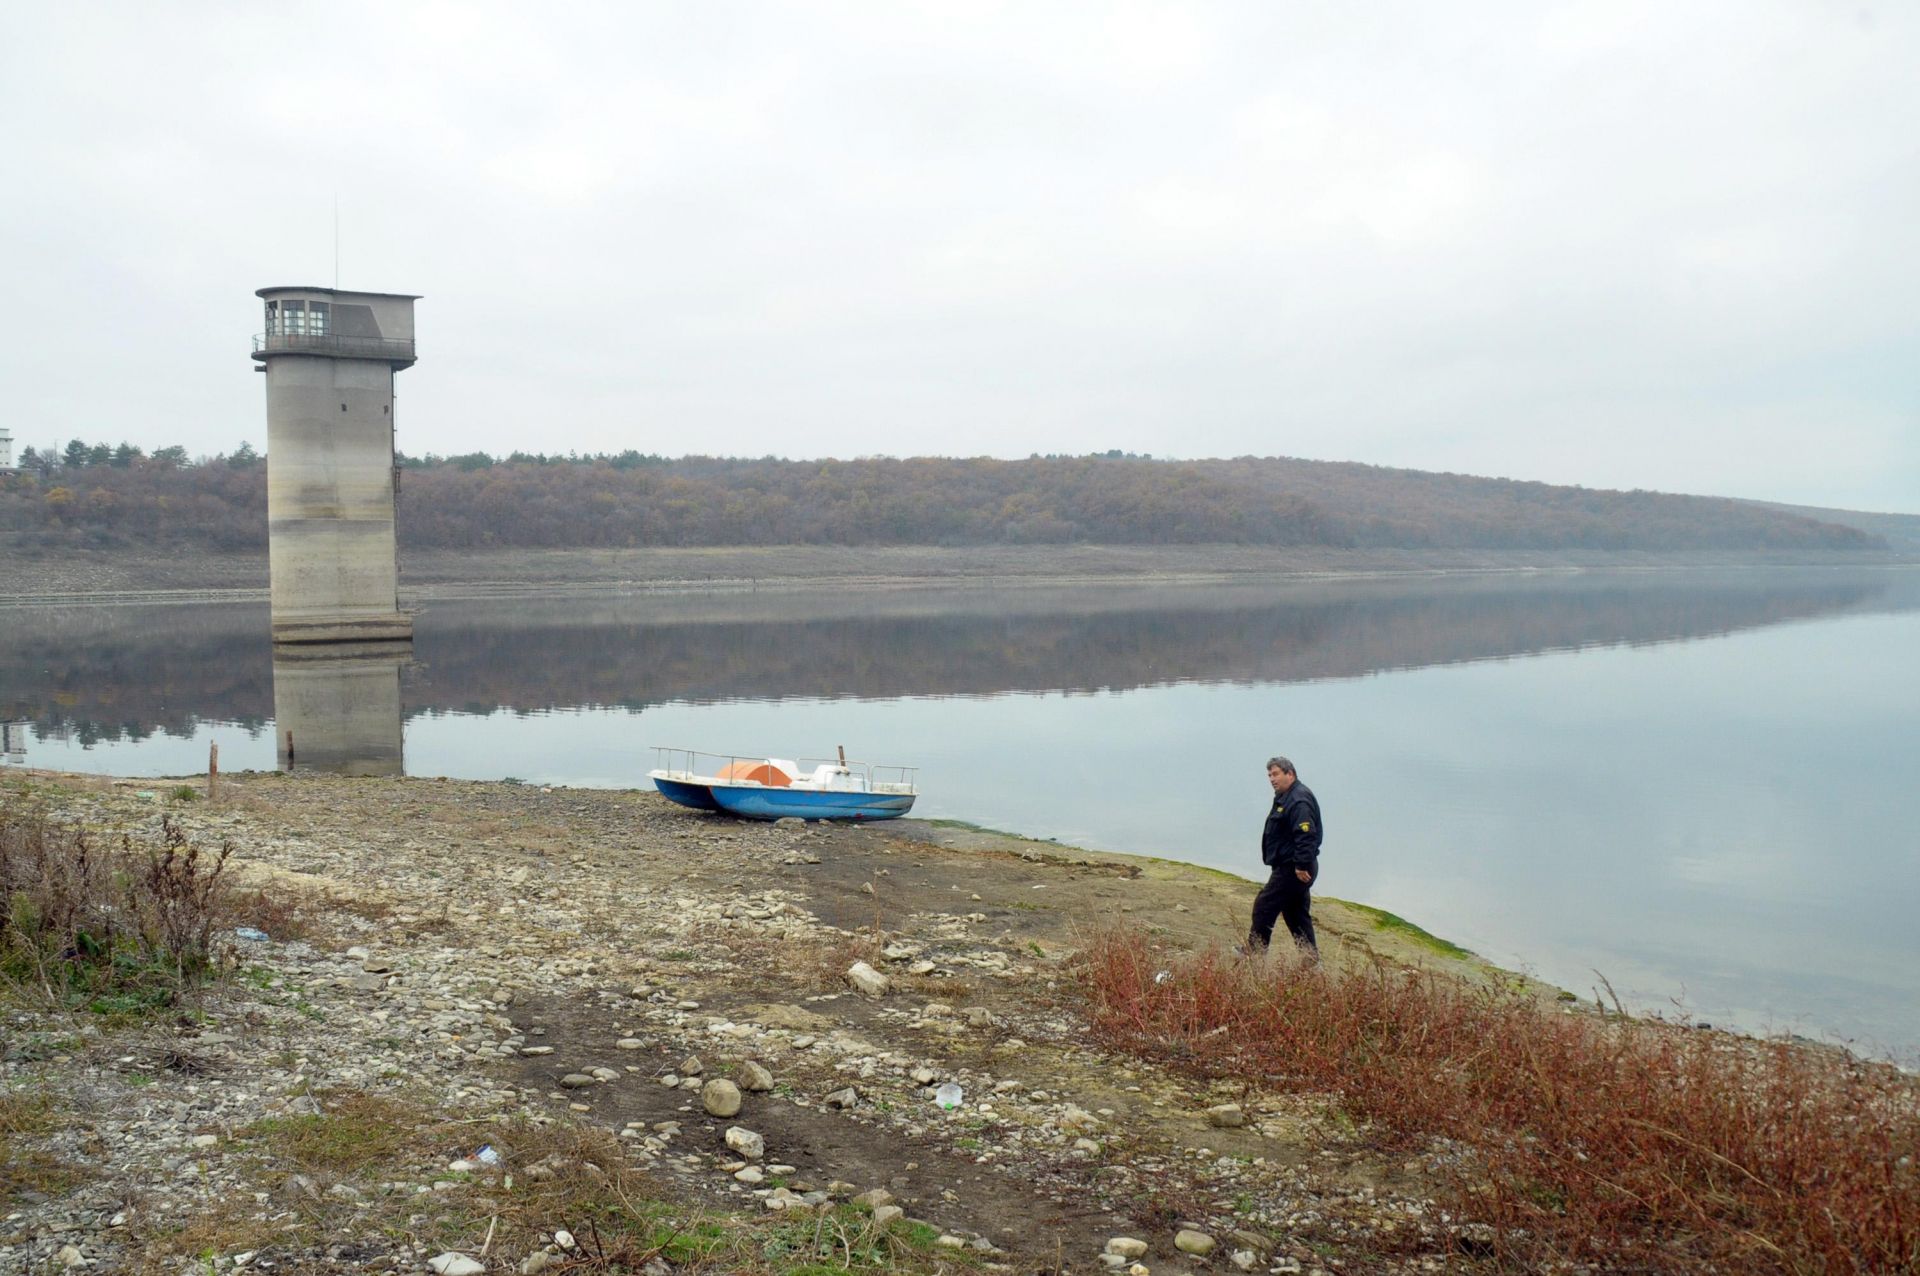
[717,760,792,787]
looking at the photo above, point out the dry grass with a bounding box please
[0,1089,88,1202]
[133,1196,314,1276]
[178,1102,976,1274]
[218,872,462,951]
[486,1120,972,1274]
[1077,926,1920,1275]
[700,925,885,994]
[140,1090,465,1271]
[1,797,233,1014]
[237,1091,448,1175]
[222,884,317,943]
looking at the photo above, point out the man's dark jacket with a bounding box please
[1261,779,1323,874]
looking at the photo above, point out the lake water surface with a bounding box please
[4,567,1916,1060]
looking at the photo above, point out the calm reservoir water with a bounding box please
[4,568,1916,1060]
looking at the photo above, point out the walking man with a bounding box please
[1248,756,1321,956]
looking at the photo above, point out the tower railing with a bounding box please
[253,332,417,362]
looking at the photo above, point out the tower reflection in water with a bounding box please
[271,642,410,776]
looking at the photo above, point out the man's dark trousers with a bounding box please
[1248,866,1316,953]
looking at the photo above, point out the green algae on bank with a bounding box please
[902,815,1513,988]
[1337,900,1477,960]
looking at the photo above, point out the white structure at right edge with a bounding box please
[252,286,419,643]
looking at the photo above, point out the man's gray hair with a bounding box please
[1266,756,1295,775]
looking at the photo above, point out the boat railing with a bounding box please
[650,746,918,794]
[792,756,921,795]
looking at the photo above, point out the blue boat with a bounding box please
[651,775,721,811]
[649,747,918,822]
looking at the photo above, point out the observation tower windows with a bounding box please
[263,300,331,336]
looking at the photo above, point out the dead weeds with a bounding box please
[0,1089,89,1203]
[1079,925,1920,1275]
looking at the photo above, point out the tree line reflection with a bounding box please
[4,570,1914,767]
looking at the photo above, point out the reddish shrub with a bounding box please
[1077,928,1920,1274]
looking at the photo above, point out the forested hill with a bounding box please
[1751,501,1920,555]
[0,449,1886,554]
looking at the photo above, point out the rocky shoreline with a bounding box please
[2,771,1519,1275]
[5,543,1907,607]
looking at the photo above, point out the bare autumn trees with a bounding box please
[2,460,265,550]
[0,452,1882,554]
[394,456,1339,548]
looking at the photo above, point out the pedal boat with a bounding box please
[649,748,917,822]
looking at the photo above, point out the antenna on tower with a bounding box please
[333,195,340,288]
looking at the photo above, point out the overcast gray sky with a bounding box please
[4,1,1915,511]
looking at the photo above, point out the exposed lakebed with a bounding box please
[4,566,1917,1058]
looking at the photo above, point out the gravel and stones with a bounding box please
[0,770,1482,1275]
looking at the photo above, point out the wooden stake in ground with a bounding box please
[208,741,219,802]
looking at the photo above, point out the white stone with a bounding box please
[702,1079,743,1117]
[1106,1237,1149,1258]
[1060,1105,1102,1131]
[1175,1228,1216,1256]
[725,1126,765,1160]
[846,962,891,998]
[1205,1103,1247,1128]
[429,1254,486,1276]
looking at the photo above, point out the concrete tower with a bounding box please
[0,427,13,470]
[253,286,419,643]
